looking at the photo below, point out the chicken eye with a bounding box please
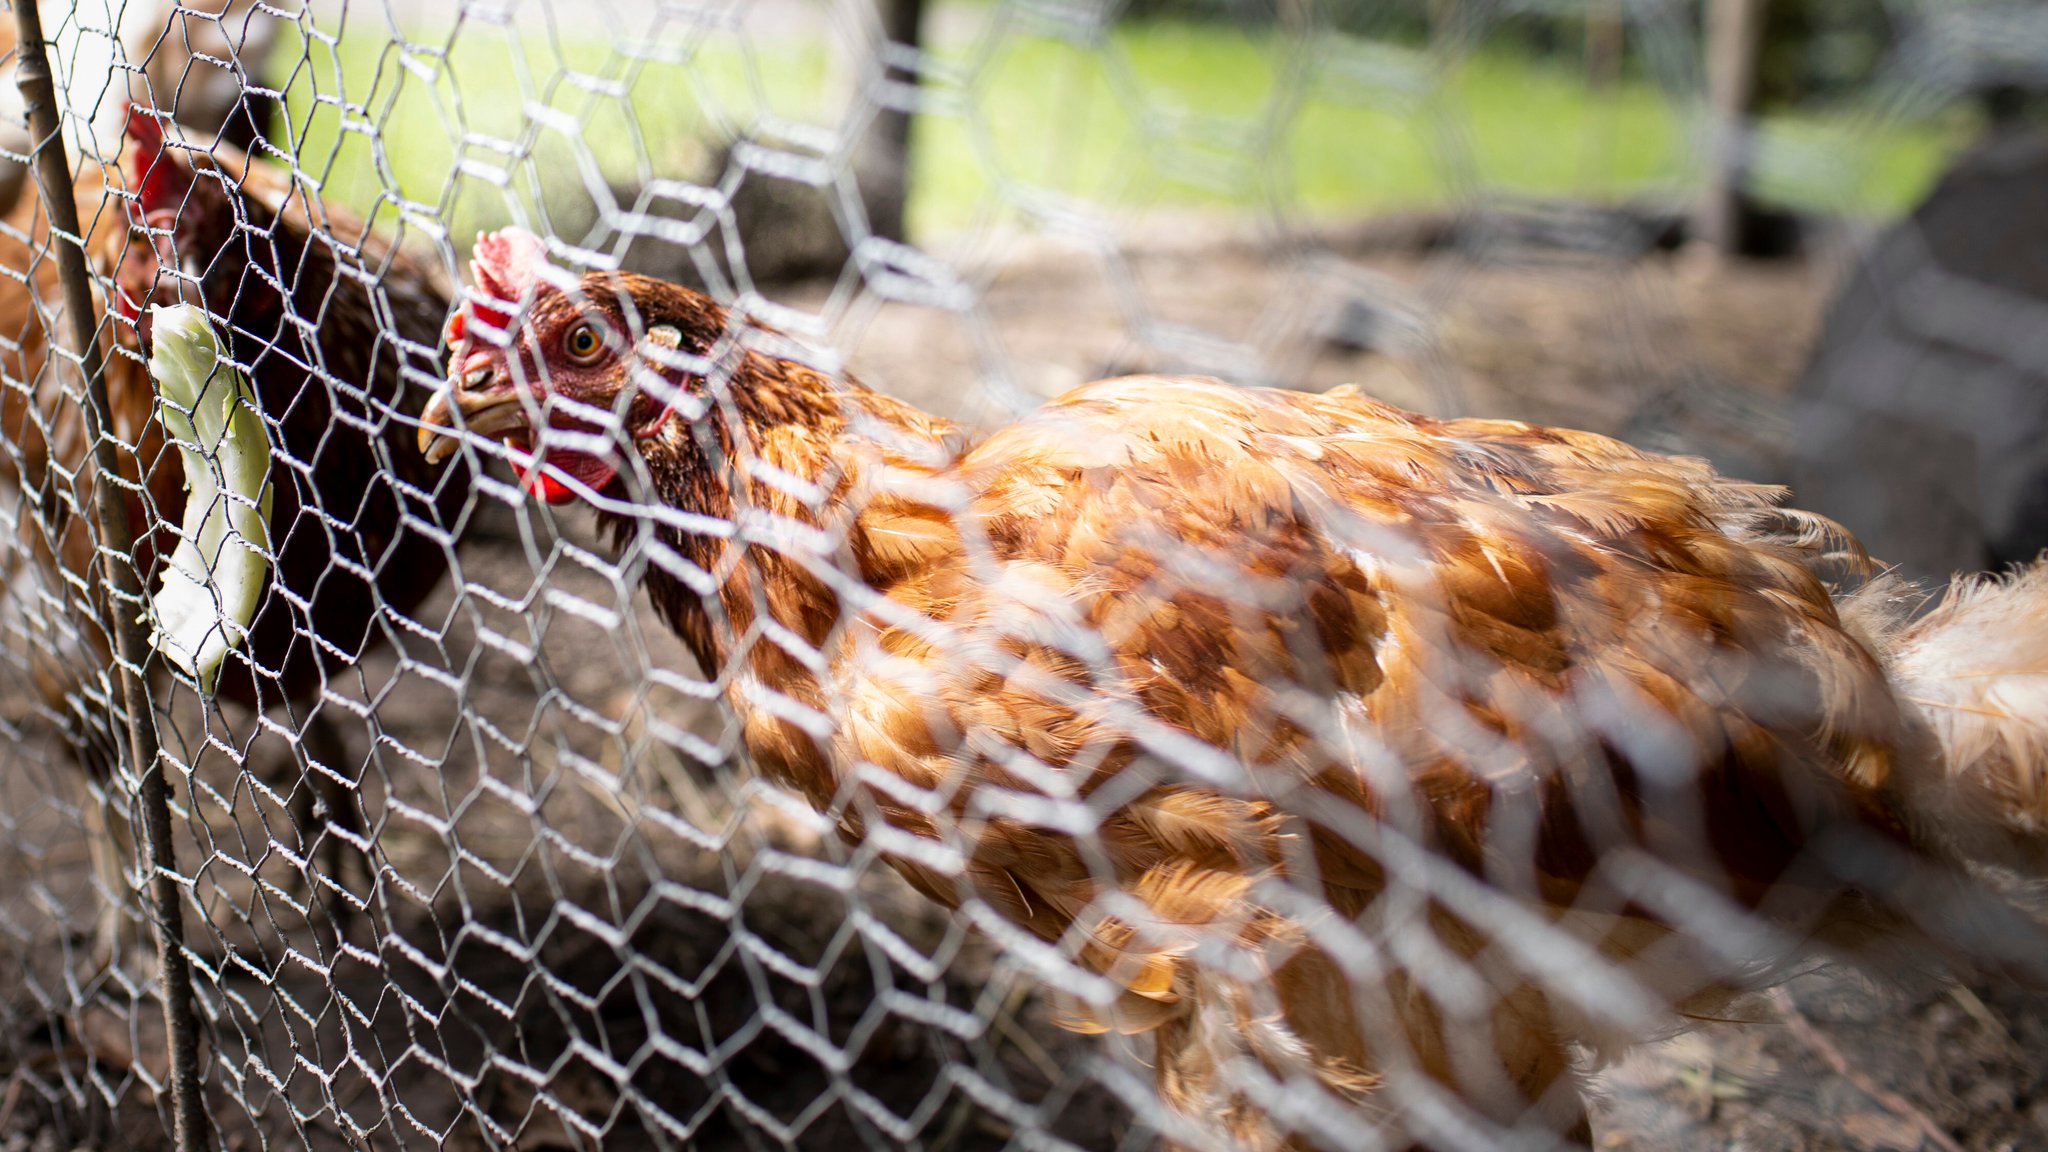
[564,321,605,365]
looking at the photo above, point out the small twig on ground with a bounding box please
[995,981,1065,1085]
[0,1064,21,1134]
[1948,985,2024,1060]
[1769,986,1966,1152]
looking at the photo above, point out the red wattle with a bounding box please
[528,471,577,505]
[501,403,621,507]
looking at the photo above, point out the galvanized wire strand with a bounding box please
[0,3,2044,1151]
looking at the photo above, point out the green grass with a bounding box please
[268,11,834,244]
[263,10,1971,247]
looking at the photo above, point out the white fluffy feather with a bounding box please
[1883,563,2048,841]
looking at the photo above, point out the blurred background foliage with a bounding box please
[259,0,2017,250]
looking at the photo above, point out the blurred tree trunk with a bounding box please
[855,0,926,244]
[1430,0,1462,43]
[1697,0,1767,254]
[1586,2,1624,91]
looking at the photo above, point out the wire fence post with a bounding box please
[10,5,210,1151]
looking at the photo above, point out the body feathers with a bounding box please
[429,256,2048,1150]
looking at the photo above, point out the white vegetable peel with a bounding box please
[145,303,273,691]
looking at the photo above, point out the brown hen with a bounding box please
[419,229,2048,1151]
[1,107,468,935]
[0,156,173,772]
[115,107,468,710]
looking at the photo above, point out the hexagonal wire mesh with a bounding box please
[2,0,2048,1150]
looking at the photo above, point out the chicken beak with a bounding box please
[419,365,531,465]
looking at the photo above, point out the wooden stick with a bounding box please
[1769,986,1965,1152]
[9,11,210,1151]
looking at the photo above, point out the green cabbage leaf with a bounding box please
[145,303,272,691]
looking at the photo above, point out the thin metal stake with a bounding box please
[9,7,211,1151]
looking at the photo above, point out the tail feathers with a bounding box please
[1878,562,2048,859]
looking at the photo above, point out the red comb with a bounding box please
[467,228,549,334]
[123,103,191,217]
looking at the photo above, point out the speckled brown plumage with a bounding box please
[423,237,2048,1151]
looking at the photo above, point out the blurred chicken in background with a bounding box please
[0,0,281,163]
[0,1,459,950]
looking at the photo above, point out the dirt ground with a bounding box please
[811,212,1826,469]
[4,215,2046,1152]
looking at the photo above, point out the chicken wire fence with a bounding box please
[1,1,2047,1151]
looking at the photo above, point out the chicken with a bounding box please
[1,106,469,936]
[417,229,2048,1150]
[133,0,286,153]
[0,1,279,170]
[113,105,468,710]
[0,159,176,773]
